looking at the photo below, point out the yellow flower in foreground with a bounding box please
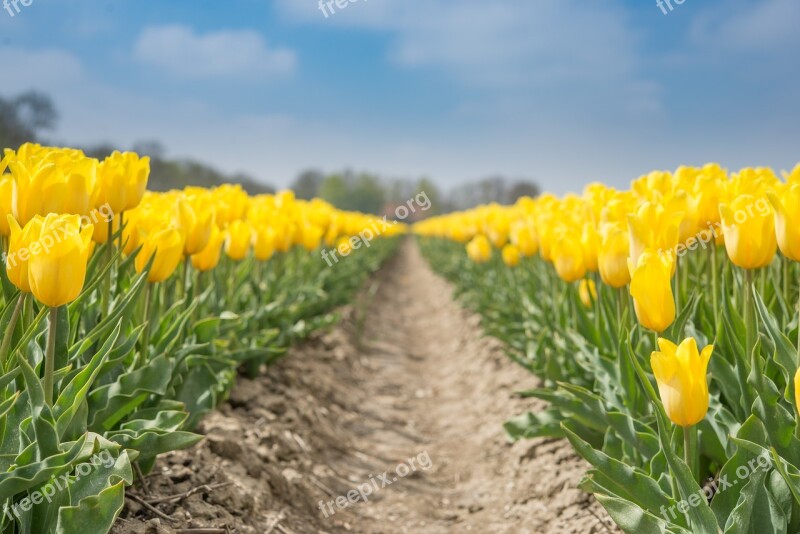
[466,234,492,263]
[135,227,185,283]
[191,225,225,272]
[6,214,43,293]
[0,176,13,236]
[579,279,597,308]
[629,250,675,333]
[651,338,713,427]
[28,214,93,307]
[719,195,776,269]
[502,244,521,267]
[253,226,277,261]
[767,186,800,262]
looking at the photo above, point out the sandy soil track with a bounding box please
[113,240,615,533]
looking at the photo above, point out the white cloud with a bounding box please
[133,25,296,79]
[690,0,800,51]
[277,0,643,87]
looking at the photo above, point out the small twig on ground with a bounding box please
[174,529,228,534]
[143,482,231,505]
[586,505,612,533]
[134,463,151,494]
[125,494,176,523]
[265,511,287,534]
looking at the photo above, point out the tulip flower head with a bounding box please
[579,278,597,308]
[191,225,225,272]
[135,227,186,283]
[28,214,93,307]
[767,186,800,262]
[719,195,777,269]
[225,220,253,261]
[466,234,492,264]
[502,243,521,267]
[651,338,713,427]
[629,249,676,333]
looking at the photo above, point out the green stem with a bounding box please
[744,269,757,362]
[139,283,155,366]
[44,307,58,406]
[0,293,26,372]
[684,425,699,484]
[709,245,719,332]
[182,255,191,300]
[674,254,681,312]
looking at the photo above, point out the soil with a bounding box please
[112,240,617,534]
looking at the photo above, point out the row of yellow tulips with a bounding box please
[416,162,800,532]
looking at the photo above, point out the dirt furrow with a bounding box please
[114,240,614,533]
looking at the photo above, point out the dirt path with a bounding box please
[114,240,615,534]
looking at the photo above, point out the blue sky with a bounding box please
[1,0,798,193]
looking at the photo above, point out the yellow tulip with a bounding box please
[581,223,599,272]
[627,202,682,265]
[253,225,276,261]
[651,337,713,427]
[28,214,93,307]
[0,176,14,236]
[501,243,521,267]
[191,225,225,272]
[598,223,631,288]
[95,151,149,213]
[510,220,538,257]
[135,227,185,283]
[579,278,597,308]
[629,250,675,333]
[10,155,97,224]
[551,232,586,283]
[719,195,777,269]
[795,367,800,417]
[299,223,324,252]
[225,220,252,261]
[174,199,214,256]
[6,214,44,293]
[466,234,492,263]
[767,186,800,262]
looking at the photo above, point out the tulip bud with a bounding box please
[629,249,675,333]
[651,337,713,427]
[579,278,597,308]
[466,234,492,263]
[28,214,93,307]
[719,195,777,269]
[766,187,800,262]
[6,214,43,293]
[502,243,521,267]
[598,223,631,288]
[551,232,587,283]
[135,227,185,283]
[191,225,225,272]
[225,220,252,261]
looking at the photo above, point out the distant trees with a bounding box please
[0,91,58,148]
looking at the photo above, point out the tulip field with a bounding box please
[3,143,800,533]
[0,144,400,533]
[416,163,800,533]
